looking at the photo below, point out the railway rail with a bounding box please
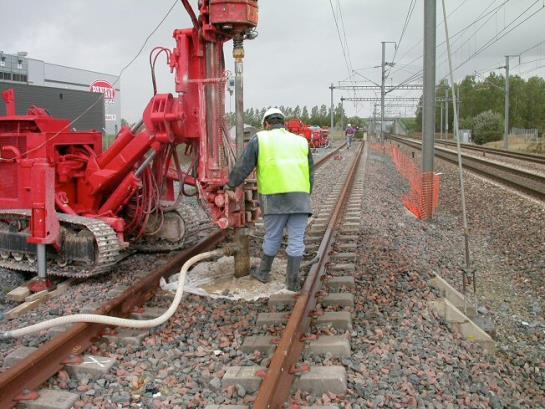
[253,141,365,407]
[434,138,545,165]
[0,143,346,409]
[389,135,545,201]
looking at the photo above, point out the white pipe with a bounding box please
[1,249,222,339]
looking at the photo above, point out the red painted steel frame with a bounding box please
[286,118,330,148]
[0,230,228,409]
[0,0,258,249]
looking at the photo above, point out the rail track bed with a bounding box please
[434,138,545,167]
[0,140,543,408]
[389,135,545,200]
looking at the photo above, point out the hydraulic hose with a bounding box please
[1,249,222,339]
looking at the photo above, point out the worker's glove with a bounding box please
[223,184,236,200]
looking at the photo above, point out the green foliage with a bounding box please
[415,73,545,136]
[472,110,503,145]
[227,104,367,129]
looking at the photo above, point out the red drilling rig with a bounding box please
[285,118,330,149]
[0,0,259,289]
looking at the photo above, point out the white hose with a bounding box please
[1,249,223,339]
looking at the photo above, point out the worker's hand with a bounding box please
[223,184,236,200]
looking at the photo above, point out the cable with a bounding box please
[392,0,503,78]
[14,0,180,160]
[449,1,545,77]
[391,0,417,66]
[328,0,351,76]
[1,250,223,339]
[392,0,510,80]
[336,0,353,72]
[395,0,542,88]
[441,0,476,315]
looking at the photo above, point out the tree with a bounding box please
[472,110,503,145]
[301,106,310,123]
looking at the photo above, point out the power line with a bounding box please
[395,0,542,88]
[328,0,351,76]
[392,0,510,80]
[393,0,471,67]
[18,0,180,158]
[450,1,545,77]
[336,0,353,72]
[391,0,417,66]
[518,39,545,56]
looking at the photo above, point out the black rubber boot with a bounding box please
[286,256,303,292]
[250,255,275,283]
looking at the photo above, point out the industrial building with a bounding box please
[0,51,120,134]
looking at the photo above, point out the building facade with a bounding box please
[0,52,120,134]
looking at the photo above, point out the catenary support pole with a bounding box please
[380,41,386,140]
[504,55,510,150]
[445,87,449,138]
[233,36,250,278]
[330,83,335,133]
[440,100,443,139]
[340,97,345,132]
[422,0,436,219]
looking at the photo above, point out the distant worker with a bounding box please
[225,108,314,292]
[345,123,356,149]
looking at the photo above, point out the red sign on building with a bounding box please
[90,80,116,103]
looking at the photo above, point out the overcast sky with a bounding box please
[1,0,544,121]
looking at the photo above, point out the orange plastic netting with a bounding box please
[370,143,441,220]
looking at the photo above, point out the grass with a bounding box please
[485,136,545,154]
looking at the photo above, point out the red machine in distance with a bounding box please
[285,118,330,149]
[0,0,259,285]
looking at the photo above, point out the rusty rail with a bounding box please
[0,141,343,408]
[0,230,227,408]
[253,141,365,408]
[389,135,545,201]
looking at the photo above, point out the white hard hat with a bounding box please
[262,108,285,126]
[347,123,352,127]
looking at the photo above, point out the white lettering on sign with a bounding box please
[90,80,117,104]
[105,114,117,121]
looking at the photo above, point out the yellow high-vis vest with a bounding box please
[257,128,310,195]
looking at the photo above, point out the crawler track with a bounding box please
[389,135,545,200]
[0,143,345,409]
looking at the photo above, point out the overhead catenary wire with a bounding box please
[392,0,508,79]
[449,0,545,76]
[395,0,543,89]
[336,0,353,73]
[392,0,472,68]
[391,0,417,68]
[328,0,352,77]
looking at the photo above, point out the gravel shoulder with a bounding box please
[341,143,544,408]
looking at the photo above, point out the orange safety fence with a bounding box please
[370,143,441,220]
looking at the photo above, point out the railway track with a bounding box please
[389,135,545,201]
[0,143,347,409]
[219,141,366,407]
[434,138,545,165]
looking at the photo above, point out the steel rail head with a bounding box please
[253,141,365,409]
[0,230,227,409]
[0,143,346,408]
[389,135,545,200]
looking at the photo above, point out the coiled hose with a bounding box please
[1,249,223,339]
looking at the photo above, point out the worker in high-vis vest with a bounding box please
[225,108,314,291]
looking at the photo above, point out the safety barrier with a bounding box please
[370,143,441,220]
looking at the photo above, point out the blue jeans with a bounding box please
[263,214,308,257]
